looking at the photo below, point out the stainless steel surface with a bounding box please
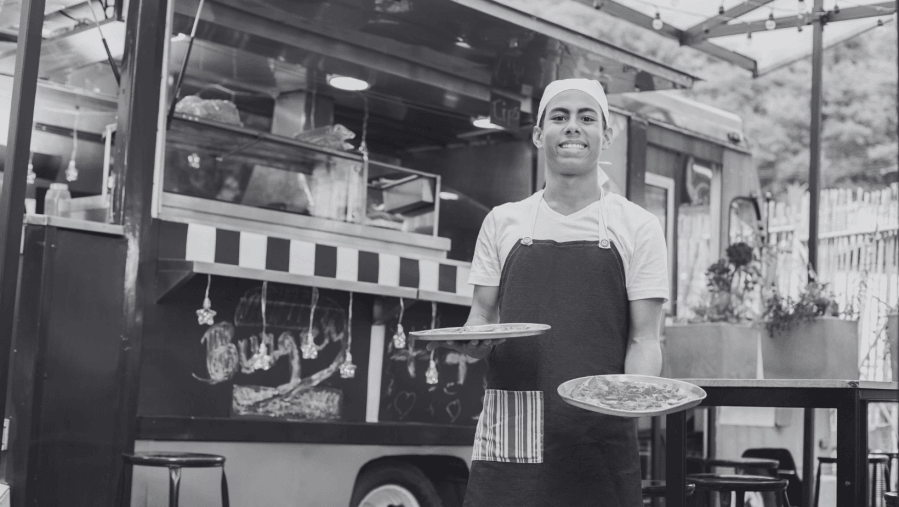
[0,19,126,77]
[159,259,420,299]
[23,213,125,235]
[558,374,708,418]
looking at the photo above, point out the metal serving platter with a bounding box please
[409,323,550,341]
[557,374,707,418]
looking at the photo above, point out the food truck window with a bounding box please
[728,197,762,246]
[644,172,675,308]
[676,158,718,320]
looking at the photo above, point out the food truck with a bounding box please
[0,0,763,506]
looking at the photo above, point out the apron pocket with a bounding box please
[472,389,543,463]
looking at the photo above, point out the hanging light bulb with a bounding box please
[27,151,36,185]
[65,108,79,182]
[651,10,664,30]
[425,302,439,385]
[302,287,321,359]
[765,12,777,30]
[196,274,217,325]
[718,2,725,15]
[833,2,840,14]
[339,292,357,379]
[392,297,407,349]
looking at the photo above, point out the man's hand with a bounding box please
[425,337,506,359]
[426,285,502,359]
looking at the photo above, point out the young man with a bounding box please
[429,79,668,506]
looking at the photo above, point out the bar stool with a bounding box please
[117,452,230,507]
[870,452,899,492]
[707,458,780,477]
[689,473,790,507]
[885,491,898,507]
[641,479,696,497]
[813,455,891,507]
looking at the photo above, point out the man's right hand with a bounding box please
[425,337,505,359]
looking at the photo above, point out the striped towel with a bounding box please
[472,389,543,463]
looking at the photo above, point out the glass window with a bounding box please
[676,159,715,320]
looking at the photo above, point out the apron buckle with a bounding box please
[599,239,610,249]
[521,237,533,246]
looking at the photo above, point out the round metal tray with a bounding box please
[557,374,707,418]
[409,323,550,341]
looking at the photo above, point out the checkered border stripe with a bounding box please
[157,221,473,299]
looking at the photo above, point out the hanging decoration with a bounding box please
[247,281,275,372]
[425,302,439,385]
[301,287,323,359]
[392,297,407,349]
[340,292,357,379]
[651,9,664,30]
[27,151,36,185]
[65,107,79,182]
[196,274,217,325]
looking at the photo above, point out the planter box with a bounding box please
[889,313,898,381]
[761,317,859,380]
[663,323,761,379]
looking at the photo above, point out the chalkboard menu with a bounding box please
[378,302,487,426]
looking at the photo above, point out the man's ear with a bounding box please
[532,125,544,149]
[601,126,614,149]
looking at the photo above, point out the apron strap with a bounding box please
[523,189,612,249]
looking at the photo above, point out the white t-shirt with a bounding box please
[468,190,670,301]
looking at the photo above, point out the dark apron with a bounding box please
[463,193,642,507]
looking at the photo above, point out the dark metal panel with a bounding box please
[835,392,866,507]
[0,0,45,452]
[137,416,476,446]
[699,387,843,408]
[5,226,52,506]
[108,0,171,504]
[626,117,648,206]
[665,411,688,507]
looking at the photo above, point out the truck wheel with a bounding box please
[351,461,442,507]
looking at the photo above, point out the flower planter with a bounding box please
[663,323,761,379]
[889,313,898,381]
[761,317,859,380]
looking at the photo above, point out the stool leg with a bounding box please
[116,462,131,507]
[221,467,230,507]
[734,491,745,507]
[168,466,181,507]
[814,461,823,507]
[782,490,790,507]
[721,490,732,507]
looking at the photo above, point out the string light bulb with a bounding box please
[718,2,725,15]
[65,108,79,182]
[651,10,664,30]
[833,2,840,14]
[27,151,36,185]
[765,12,776,30]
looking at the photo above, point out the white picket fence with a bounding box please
[765,184,899,383]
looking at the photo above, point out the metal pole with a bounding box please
[0,0,45,439]
[803,4,825,506]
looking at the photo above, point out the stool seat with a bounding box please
[885,491,898,507]
[818,454,890,464]
[641,480,696,497]
[123,452,226,468]
[688,473,789,492]
[707,458,780,470]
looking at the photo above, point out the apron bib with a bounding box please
[463,191,642,507]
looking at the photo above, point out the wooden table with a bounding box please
[665,379,898,507]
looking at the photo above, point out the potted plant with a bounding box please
[759,281,860,380]
[664,242,763,379]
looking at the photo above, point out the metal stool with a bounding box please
[689,473,789,507]
[707,458,781,476]
[117,452,229,507]
[885,491,898,507]
[641,479,696,497]
[814,455,890,507]
[870,452,899,492]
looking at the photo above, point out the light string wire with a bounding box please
[347,291,353,351]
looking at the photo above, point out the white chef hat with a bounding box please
[536,78,610,129]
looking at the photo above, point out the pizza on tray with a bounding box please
[570,376,693,411]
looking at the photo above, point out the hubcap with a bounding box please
[359,484,421,507]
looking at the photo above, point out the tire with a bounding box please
[351,460,443,507]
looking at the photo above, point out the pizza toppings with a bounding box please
[570,377,693,412]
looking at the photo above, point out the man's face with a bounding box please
[532,90,612,176]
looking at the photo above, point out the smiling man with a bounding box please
[429,79,669,506]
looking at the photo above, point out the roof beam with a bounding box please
[699,2,895,39]
[574,0,758,73]
[683,0,775,44]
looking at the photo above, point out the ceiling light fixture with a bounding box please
[652,11,664,31]
[327,75,371,92]
[472,116,502,129]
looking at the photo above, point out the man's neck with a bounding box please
[543,171,602,216]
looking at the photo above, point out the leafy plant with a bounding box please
[762,281,840,337]
[691,242,762,323]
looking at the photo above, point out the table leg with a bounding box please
[804,408,815,507]
[837,394,867,507]
[666,411,688,507]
